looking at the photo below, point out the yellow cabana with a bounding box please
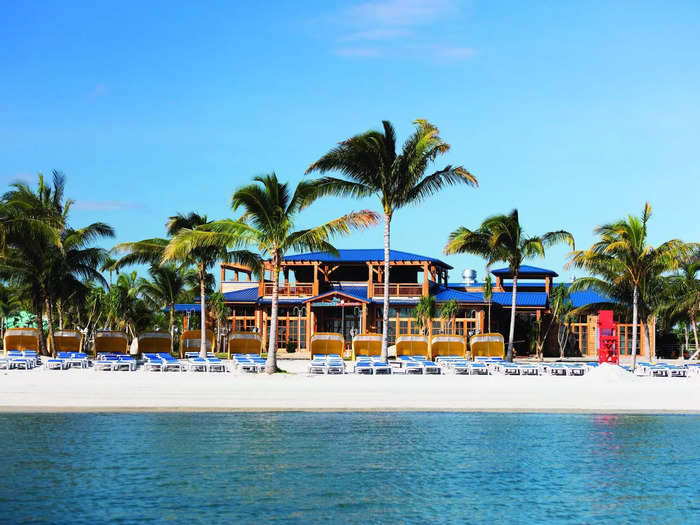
[430,334,466,359]
[395,334,429,358]
[50,330,83,354]
[138,331,172,355]
[351,333,382,360]
[310,332,344,356]
[227,332,262,358]
[180,329,215,355]
[3,327,40,354]
[93,330,129,355]
[469,333,504,358]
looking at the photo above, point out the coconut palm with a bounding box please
[569,203,692,369]
[163,173,378,372]
[306,119,477,359]
[0,173,113,354]
[440,299,458,334]
[114,212,228,358]
[137,263,196,355]
[414,295,437,336]
[665,259,700,357]
[445,209,574,361]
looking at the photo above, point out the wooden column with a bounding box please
[367,263,373,298]
[545,276,551,295]
[220,266,226,284]
[477,310,485,333]
[361,303,367,334]
[305,303,312,351]
[422,262,429,296]
[313,263,319,295]
[258,266,266,297]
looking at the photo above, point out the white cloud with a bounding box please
[327,0,473,62]
[347,0,457,27]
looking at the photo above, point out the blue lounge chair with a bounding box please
[61,352,89,369]
[517,363,539,375]
[157,353,183,372]
[7,350,33,370]
[354,359,373,374]
[143,353,164,372]
[469,362,489,375]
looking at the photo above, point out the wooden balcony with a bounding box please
[263,282,313,296]
[371,283,423,297]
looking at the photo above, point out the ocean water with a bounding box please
[0,413,698,524]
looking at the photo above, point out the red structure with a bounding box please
[597,310,619,364]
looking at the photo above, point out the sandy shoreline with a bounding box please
[1,361,699,414]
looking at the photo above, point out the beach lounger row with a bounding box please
[395,355,441,374]
[183,352,227,372]
[0,350,40,370]
[308,354,346,375]
[94,353,137,371]
[634,362,688,378]
[231,353,266,373]
[354,357,391,375]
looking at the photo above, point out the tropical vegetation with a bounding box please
[445,209,574,361]
[306,119,477,360]
[158,173,378,372]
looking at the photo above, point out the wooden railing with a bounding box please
[263,283,313,296]
[372,283,423,297]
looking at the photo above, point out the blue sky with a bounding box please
[2,0,699,283]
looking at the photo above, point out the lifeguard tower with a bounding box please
[597,310,619,364]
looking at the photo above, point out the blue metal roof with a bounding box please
[492,265,558,277]
[284,249,452,269]
[568,289,612,308]
[171,304,201,312]
[491,291,548,307]
[222,287,259,302]
[433,288,485,303]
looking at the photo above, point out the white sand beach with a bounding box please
[1,361,699,413]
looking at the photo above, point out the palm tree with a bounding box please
[483,273,493,333]
[445,209,574,361]
[306,119,477,359]
[414,295,436,336]
[163,173,378,372]
[665,258,699,358]
[137,263,195,355]
[114,212,227,358]
[440,299,458,334]
[0,173,113,355]
[549,284,575,359]
[569,203,692,369]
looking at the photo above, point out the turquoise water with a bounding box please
[0,413,698,524]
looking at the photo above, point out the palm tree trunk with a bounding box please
[266,256,280,374]
[381,212,391,361]
[682,325,689,360]
[631,284,639,371]
[506,273,518,361]
[199,266,207,359]
[169,304,176,356]
[487,302,491,333]
[33,297,47,356]
[44,296,57,358]
[691,309,699,356]
[57,300,64,330]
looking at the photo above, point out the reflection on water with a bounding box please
[0,413,698,524]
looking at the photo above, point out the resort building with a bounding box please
[180,249,654,358]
